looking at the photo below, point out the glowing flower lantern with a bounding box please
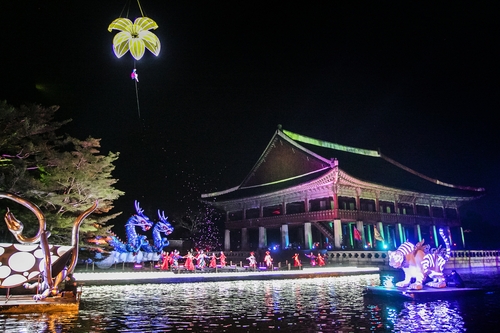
[108,17,161,60]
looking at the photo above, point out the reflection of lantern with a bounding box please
[383,275,394,287]
[393,301,465,332]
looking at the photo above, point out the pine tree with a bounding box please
[0,101,124,245]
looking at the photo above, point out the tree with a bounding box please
[167,168,224,251]
[176,203,223,251]
[0,102,70,193]
[0,101,124,245]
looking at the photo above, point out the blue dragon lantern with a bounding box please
[103,201,174,266]
[107,200,153,254]
[124,201,154,253]
[141,210,174,253]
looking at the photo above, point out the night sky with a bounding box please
[2,2,499,230]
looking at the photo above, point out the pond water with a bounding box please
[1,272,499,332]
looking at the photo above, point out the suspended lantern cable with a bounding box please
[133,60,141,118]
[136,0,145,17]
[133,0,144,118]
[119,0,130,18]
[110,0,159,118]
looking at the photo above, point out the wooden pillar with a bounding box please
[355,189,361,211]
[396,222,404,245]
[304,222,313,249]
[431,225,438,247]
[349,222,354,248]
[384,225,392,249]
[241,227,249,251]
[333,191,338,211]
[414,224,422,242]
[445,226,453,247]
[281,224,289,249]
[366,224,373,249]
[224,229,231,251]
[460,226,466,249]
[258,226,267,249]
[333,219,342,249]
[376,221,385,249]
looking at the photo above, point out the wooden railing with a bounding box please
[225,209,460,228]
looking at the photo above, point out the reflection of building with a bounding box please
[201,127,484,251]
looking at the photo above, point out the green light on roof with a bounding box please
[282,130,380,157]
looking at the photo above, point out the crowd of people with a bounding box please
[158,249,329,272]
[159,250,227,271]
[304,252,326,266]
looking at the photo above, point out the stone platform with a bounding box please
[74,266,381,286]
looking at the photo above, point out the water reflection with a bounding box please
[365,300,466,332]
[1,274,498,332]
[0,311,79,333]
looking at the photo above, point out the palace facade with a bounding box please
[201,127,484,252]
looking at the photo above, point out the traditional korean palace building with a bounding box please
[201,127,484,252]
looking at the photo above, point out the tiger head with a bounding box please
[388,250,404,268]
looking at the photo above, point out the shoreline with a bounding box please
[73,266,381,286]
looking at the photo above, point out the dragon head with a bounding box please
[157,210,174,236]
[3,207,50,243]
[132,201,153,231]
[134,215,153,231]
[4,208,23,236]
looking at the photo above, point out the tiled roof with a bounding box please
[202,129,484,201]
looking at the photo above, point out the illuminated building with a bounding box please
[201,126,484,251]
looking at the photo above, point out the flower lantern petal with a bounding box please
[108,16,161,61]
[112,32,131,58]
[113,31,131,46]
[129,39,146,60]
[108,18,134,32]
[140,31,161,56]
[134,17,159,31]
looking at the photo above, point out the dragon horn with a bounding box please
[158,210,168,222]
[135,200,144,215]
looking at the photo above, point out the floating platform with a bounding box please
[0,293,80,314]
[364,285,485,301]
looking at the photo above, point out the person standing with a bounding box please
[171,250,181,269]
[247,252,257,269]
[292,253,302,267]
[219,251,227,267]
[264,251,273,269]
[317,253,326,267]
[305,252,317,266]
[160,251,170,270]
[184,251,195,271]
[209,253,218,269]
[196,250,208,270]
